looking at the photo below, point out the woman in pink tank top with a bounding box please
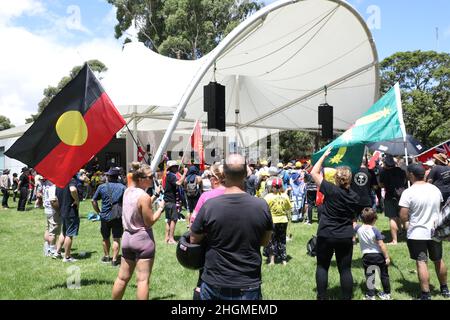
[112,164,165,300]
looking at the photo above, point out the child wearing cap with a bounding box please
[264,178,292,265]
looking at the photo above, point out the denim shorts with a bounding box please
[200,281,262,300]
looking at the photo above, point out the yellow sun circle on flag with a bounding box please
[56,111,88,146]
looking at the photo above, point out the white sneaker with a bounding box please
[63,257,78,263]
[377,292,392,300]
[363,294,376,300]
[43,242,49,256]
[52,252,62,259]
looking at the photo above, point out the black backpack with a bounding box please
[306,235,317,257]
[185,179,199,198]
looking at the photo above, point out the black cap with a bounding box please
[384,154,396,167]
[407,163,425,177]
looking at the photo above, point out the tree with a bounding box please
[380,51,450,147]
[278,131,317,162]
[107,0,262,59]
[26,60,107,123]
[0,115,14,131]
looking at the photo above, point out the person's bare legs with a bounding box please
[434,259,448,286]
[112,238,121,262]
[112,257,136,300]
[165,222,170,243]
[135,258,154,300]
[103,238,111,258]
[417,260,430,292]
[56,233,64,254]
[168,220,177,244]
[63,236,73,258]
[388,218,399,245]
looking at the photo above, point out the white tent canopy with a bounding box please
[101,0,379,169]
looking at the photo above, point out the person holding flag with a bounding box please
[311,146,360,300]
[312,83,408,173]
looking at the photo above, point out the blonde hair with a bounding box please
[130,161,141,171]
[210,164,225,184]
[335,166,352,189]
[132,164,152,182]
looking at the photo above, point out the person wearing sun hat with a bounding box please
[427,153,450,202]
[164,160,187,244]
[264,177,292,265]
[0,169,11,209]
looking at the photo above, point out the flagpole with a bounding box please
[181,120,199,165]
[125,123,149,164]
[394,82,410,187]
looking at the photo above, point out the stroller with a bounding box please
[289,171,306,222]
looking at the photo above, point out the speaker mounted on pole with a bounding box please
[318,103,333,140]
[204,81,226,132]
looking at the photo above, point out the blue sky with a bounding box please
[266,0,450,59]
[0,0,449,126]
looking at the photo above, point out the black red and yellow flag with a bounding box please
[5,63,126,188]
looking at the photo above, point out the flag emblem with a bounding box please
[5,63,126,188]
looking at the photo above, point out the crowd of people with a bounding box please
[0,150,449,300]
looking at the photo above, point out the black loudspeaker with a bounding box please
[204,82,225,132]
[318,103,333,139]
[146,144,150,152]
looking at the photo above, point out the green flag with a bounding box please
[312,83,405,172]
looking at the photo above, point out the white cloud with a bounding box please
[0,0,45,24]
[0,7,123,126]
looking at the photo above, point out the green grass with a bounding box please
[0,200,448,300]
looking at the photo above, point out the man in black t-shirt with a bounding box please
[164,160,187,244]
[350,163,374,218]
[17,167,30,211]
[55,178,80,262]
[427,153,450,203]
[191,154,273,300]
[379,155,407,245]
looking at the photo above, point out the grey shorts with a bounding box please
[122,229,155,260]
[165,202,179,222]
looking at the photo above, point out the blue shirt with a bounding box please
[93,182,126,221]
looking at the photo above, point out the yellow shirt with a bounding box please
[264,193,292,224]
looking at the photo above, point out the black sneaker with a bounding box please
[441,288,450,298]
[101,256,112,263]
[111,259,121,267]
[416,293,431,300]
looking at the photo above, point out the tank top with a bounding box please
[122,187,148,234]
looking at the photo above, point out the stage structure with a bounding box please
[102,0,380,169]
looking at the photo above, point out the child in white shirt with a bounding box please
[355,208,391,300]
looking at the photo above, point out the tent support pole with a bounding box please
[150,0,296,172]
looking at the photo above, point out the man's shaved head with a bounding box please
[224,154,246,188]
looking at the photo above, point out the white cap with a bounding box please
[167,160,178,168]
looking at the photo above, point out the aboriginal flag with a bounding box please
[5,63,126,188]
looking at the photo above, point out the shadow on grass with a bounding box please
[313,285,356,300]
[151,294,177,300]
[48,279,115,290]
[72,251,97,260]
[381,230,407,244]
